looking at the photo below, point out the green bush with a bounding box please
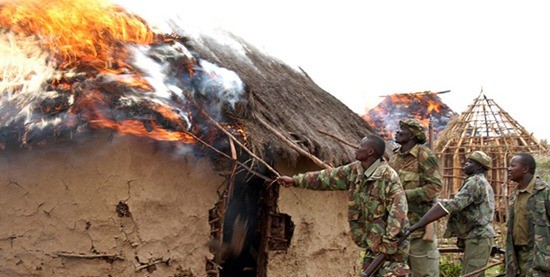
[440,254,461,277]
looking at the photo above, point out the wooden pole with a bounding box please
[459,260,504,277]
[185,131,275,182]
[199,109,280,177]
[316,129,357,148]
[256,116,332,169]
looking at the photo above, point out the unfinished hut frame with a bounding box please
[434,91,547,221]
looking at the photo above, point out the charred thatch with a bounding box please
[179,30,374,167]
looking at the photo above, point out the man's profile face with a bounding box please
[355,138,370,161]
[395,127,412,144]
[508,156,525,182]
[463,159,478,175]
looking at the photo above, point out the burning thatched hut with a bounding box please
[363,90,457,147]
[0,0,373,276]
[434,91,547,221]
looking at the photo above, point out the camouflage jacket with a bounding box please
[506,177,550,276]
[388,144,443,238]
[440,173,495,239]
[292,160,409,258]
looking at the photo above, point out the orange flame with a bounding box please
[0,0,156,72]
[0,0,246,148]
[364,92,453,141]
[91,120,195,142]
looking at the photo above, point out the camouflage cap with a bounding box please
[399,118,427,143]
[468,151,492,169]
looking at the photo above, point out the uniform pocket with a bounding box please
[532,202,549,226]
[399,171,420,189]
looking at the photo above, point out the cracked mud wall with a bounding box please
[0,132,223,276]
[269,159,362,277]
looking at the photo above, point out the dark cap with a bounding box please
[399,118,427,144]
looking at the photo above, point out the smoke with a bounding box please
[191,60,245,113]
[0,1,247,147]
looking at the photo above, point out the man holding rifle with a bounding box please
[388,118,443,276]
[277,135,410,276]
[392,151,496,277]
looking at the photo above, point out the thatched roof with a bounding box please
[0,8,373,168]
[181,30,374,167]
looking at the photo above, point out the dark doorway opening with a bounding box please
[206,150,294,277]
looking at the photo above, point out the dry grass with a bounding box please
[534,149,550,180]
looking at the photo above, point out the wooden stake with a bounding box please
[316,129,357,148]
[460,260,504,277]
[185,131,274,182]
[198,109,281,177]
[54,252,124,261]
[256,116,332,169]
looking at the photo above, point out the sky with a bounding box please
[117,0,549,142]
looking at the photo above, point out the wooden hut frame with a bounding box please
[434,90,547,221]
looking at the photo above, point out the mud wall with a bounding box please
[270,159,362,277]
[0,133,222,276]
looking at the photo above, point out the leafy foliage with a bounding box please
[440,254,461,277]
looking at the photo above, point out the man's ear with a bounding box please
[367,148,375,156]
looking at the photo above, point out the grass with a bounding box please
[534,151,550,180]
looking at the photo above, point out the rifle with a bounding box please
[362,202,449,276]
[362,199,504,276]
[361,234,409,277]
[363,244,505,276]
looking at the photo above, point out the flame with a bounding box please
[363,92,455,141]
[91,120,195,142]
[0,0,155,72]
[0,0,247,149]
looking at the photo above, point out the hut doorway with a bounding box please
[206,152,294,277]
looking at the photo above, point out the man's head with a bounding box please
[464,151,491,174]
[355,134,386,162]
[508,152,536,182]
[395,118,427,144]
[468,151,492,169]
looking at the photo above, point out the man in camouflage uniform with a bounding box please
[277,135,410,276]
[405,151,496,277]
[388,118,443,276]
[506,152,550,276]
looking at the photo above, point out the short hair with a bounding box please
[365,134,386,158]
[514,152,536,174]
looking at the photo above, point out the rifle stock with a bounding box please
[361,253,387,277]
[361,234,409,277]
[361,219,427,277]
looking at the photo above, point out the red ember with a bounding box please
[0,0,247,148]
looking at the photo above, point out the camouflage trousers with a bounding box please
[460,237,493,277]
[514,244,530,277]
[408,238,440,277]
